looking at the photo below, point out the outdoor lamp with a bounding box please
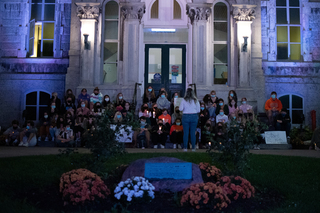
[83,34,90,50]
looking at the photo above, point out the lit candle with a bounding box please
[208,142,211,146]
[162,118,165,123]
[147,110,149,114]
[153,111,155,117]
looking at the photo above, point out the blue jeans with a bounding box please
[49,127,56,138]
[182,113,199,149]
[208,107,216,118]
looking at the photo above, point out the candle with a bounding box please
[208,142,211,146]
[159,126,162,131]
[162,118,165,122]
[146,110,149,115]
[153,111,155,117]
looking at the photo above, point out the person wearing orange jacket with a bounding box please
[265,91,283,127]
[170,118,183,149]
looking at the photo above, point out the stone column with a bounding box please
[120,3,145,86]
[186,4,211,87]
[76,3,100,86]
[232,4,256,87]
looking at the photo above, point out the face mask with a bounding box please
[66,127,70,131]
[52,105,56,109]
[175,110,180,113]
[148,89,152,92]
[154,107,157,110]
[96,105,101,108]
[13,126,18,130]
[231,102,235,105]
[94,92,99,95]
[271,95,276,99]
[78,114,82,117]
[238,113,243,117]
[81,104,85,108]
[219,103,223,106]
[117,115,121,119]
[219,112,224,116]
[175,96,178,98]
[211,95,215,98]
[159,123,163,126]
[67,101,71,104]
[230,93,234,97]
[141,121,146,125]
[205,124,211,127]
[105,98,109,102]
[44,115,48,119]
[26,126,30,129]
[233,116,236,119]
[242,101,246,104]
[201,107,205,110]
[119,96,123,100]
[281,114,286,117]
[218,126,222,129]
[161,95,165,98]
[176,122,181,126]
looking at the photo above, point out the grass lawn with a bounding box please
[0,152,319,213]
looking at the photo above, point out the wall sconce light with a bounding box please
[242,36,248,52]
[83,34,90,50]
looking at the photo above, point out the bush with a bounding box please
[218,176,255,201]
[199,162,222,183]
[180,182,231,211]
[59,168,110,206]
[114,176,155,204]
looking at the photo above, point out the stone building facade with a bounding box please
[0,0,319,129]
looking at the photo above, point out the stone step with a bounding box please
[259,144,292,150]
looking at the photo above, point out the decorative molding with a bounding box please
[0,63,68,74]
[232,4,256,21]
[265,66,320,76]
[121,3,145,21]
[76,3,101,20]
[186,4,211,24]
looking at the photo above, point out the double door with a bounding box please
[145,44,186,99]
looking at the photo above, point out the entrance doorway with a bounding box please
[145,44,186,99]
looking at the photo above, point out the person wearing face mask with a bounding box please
[150,103,160,126]
[201,121,213,149]
[48,92,61,111]
[56,124,75,147]
[170,118,183,149]
[216,109,228,124]
[4,120,21,146]
[158,108,172,125]
[203,91,219,119]
[18,121,37,147]
[156,91,171,110]
[49,113,59,142]
[265,91,283,127]
[143,86,157,108]
[77,88,90,106]
[228,98,238,115]
[102,95,114,111]
[228,112,237,123]
[215,98,229,116]
[215,122,227,144]
[39,112,51,141]
[151,119,169,149]
[228,90,238,105]
[133,116,151,149]
[199,102,210,128]
[74,112,88,145]
[62,97,76,115]
[93,102,103,117]
[171,106,182,124]
[65,112,75,129]
[90,87,103,109]
[239,97,253,114]
[65,89,76,104]
[113,111,123,123]
[115,93,126,108]
[48,102,59,118]
[139,103,151,118]
[275,108,291,136]
[77,101,90,116]
[236,109,246,129]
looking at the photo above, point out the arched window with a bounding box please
[173,0,181,19]
[150,0,159,19]
[279,94,304,125]
[103,1,119,84]
[213,2,228,84]
[25,91,51,121]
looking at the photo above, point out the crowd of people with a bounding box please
[3,85,298,150]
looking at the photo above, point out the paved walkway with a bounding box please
[0,147,319,158]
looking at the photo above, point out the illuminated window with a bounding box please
[103,1,119,84]
[276,0,301,60]
[28,0,55,57]
[151,0,159,19]
[25,91,51,121]
[213,2,228,85]
[279,94,304,125]
[173,0,181,19]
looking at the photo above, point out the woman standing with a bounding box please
[179,88,200,151]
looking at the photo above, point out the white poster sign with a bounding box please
[265,131,287,144]
[110,124,133,143]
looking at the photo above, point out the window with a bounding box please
[213,3,228,84]
[28,0,55,57]
[279,94,304,125]
[103,1,119,84]
[276,0,301,60]
[151,0,159,19]
[25,91,51,121]
[173,0,181,19]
